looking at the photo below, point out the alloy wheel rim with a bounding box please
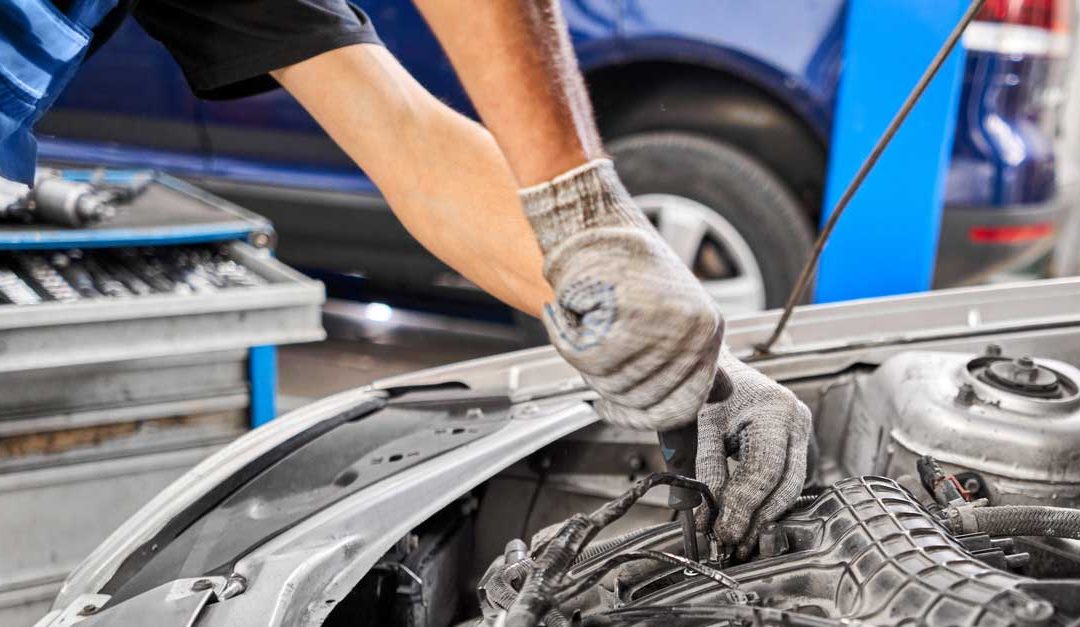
[634,193,767,314]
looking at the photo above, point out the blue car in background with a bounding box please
[36,0,1072,314]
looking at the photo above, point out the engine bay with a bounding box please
[324,347,1080,627]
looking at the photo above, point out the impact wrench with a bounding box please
[0,170,150,228]
[657,370,734,562]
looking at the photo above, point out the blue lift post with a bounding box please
[248,345,278,428]
[814,0,969,303]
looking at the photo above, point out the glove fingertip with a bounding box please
[735,541,756,561]
[718,509,751,547]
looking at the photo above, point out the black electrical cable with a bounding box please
[503,473,721,627]
[556,550,739,604]
[520,466,549,540]
[591,604,873,627]
[572,523,668,566]
[755,0,987,356]
[484,560,572,627]
[587,472,720,533]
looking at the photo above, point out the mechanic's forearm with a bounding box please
[272,44,552,316]
[412,0,605,185]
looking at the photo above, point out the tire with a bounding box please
[608,131,814,309]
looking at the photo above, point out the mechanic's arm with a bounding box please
[271,45,552,317]
[412,0,811,553]
[272,1,807,552]
[411,0,722,428]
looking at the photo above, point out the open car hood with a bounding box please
[37,278,1080,627]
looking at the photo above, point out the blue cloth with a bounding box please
[0,0,116,183]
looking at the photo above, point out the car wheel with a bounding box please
[608,131,815,311]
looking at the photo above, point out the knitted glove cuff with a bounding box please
[519,159,651,254]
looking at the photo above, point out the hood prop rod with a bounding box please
[756,0,987,357]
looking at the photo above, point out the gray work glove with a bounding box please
[520,159,724,431]
[695,346,812,558]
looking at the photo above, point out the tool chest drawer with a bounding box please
[0,171,325,374]
[0,241,324,373]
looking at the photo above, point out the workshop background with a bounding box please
[3,1,1080,625]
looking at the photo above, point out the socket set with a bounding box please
[0,245,267,306]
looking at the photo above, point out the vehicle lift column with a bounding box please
[814,0,970,303]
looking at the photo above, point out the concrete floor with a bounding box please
[278,300,528,409]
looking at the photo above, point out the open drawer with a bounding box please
[0,241,325,374]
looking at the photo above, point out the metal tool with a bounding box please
[658,424,703,563]
[0,266,41,305]
[31,176,117,227]
[18,254,79,302]
[658,370,735,562]
[51,252,103,299]
[0,245,266,307]
[0,170,150,228]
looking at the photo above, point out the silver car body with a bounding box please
[36,278,1080,627]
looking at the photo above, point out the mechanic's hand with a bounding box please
[695,346,811,559]
[520,159,723,431]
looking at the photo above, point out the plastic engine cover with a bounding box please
[581,477,1074,626]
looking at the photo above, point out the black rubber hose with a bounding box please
[965,505,1080,539]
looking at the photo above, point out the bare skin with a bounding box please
[410,0,606,185]
[272,0,606,318]
[271,45,553,316]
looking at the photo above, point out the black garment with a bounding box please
[131,0,383,100]
[131,0,382,99]
[50,0,382,100]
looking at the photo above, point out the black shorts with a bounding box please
[130,0,382,100]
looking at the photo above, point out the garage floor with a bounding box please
[278,300,527,410]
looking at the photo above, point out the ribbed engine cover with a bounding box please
[572,477,1076,626]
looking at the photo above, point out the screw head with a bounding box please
[78,604,98,616]
[191,579,214,592]
[985,344,1003,357]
